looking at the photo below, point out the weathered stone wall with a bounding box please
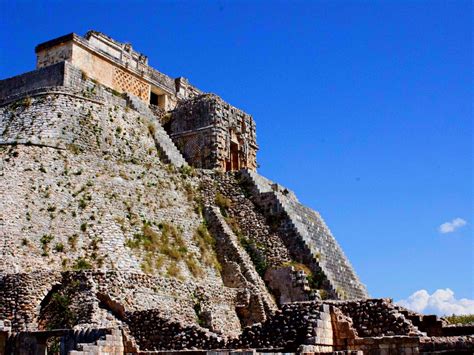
[0,272,61,331]
[0,87,209,276]
[36,40,73,68]
[264,267,316,304]
[229,303,334,352]
[0,81,273,339]
[0,62,66,99]
[169,94,258,171]
[0,270,244,337]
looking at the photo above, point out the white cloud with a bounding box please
[439,218,467,234]
[396,288,474,316]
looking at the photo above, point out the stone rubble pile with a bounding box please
[125,309,225,351]
[229,303,333,351]
[327,299,421,337]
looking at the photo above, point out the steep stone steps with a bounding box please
[240,169,368,300]
[283,198,366,299]
[69,329,124,355]
[203,205,277,325]
[125,93,187,167]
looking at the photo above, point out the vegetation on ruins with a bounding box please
[239,236,268,277]
[445,314,474,325]
[72,257,92,270]
[40,281,81,331]
[125,220,217,278]
[283,260,328,297]
[10,96,32,111]
[215,192,231,216]
[179,165,196,178]
[54,243,64,252]
[40,234,54,256]
[192,292,207,327]
[193,222,221,271]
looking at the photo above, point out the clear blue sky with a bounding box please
[1,1,472,307]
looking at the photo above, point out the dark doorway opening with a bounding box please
[150,92,159,106]
[230,142,239,171]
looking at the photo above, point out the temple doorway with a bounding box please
[230,141,239,171]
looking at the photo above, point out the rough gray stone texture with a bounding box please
[0,90,203,275]
[240,169,368,300]
[199,171,292,268]
[5,328,118,355]
[0,86,253,337]
[325,299,422,337]
[125,93,187,167]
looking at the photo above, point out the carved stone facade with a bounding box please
[167,94,258,171]
[31,31,258,171]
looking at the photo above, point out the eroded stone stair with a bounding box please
[125,93,187,167]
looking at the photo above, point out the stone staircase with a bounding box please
[240,169,368,300]
[203,205,277,323]
[68,328,127,355]
[125,93,187,167]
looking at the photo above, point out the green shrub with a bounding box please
[40,234,54,256]
[45,292,77,329]
[72,257,92,270]
[54,243,64,252]
[179,165,195,178]
[68,234,78,250]
[239,236,267,277]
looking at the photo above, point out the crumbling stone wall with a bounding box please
[125,309,226,351]
[0,84,216,277]
[0,272,61,331]
[1,271,245,337]
[203,206,277,326]
[229,303,334,352]
[326,299,421,337]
